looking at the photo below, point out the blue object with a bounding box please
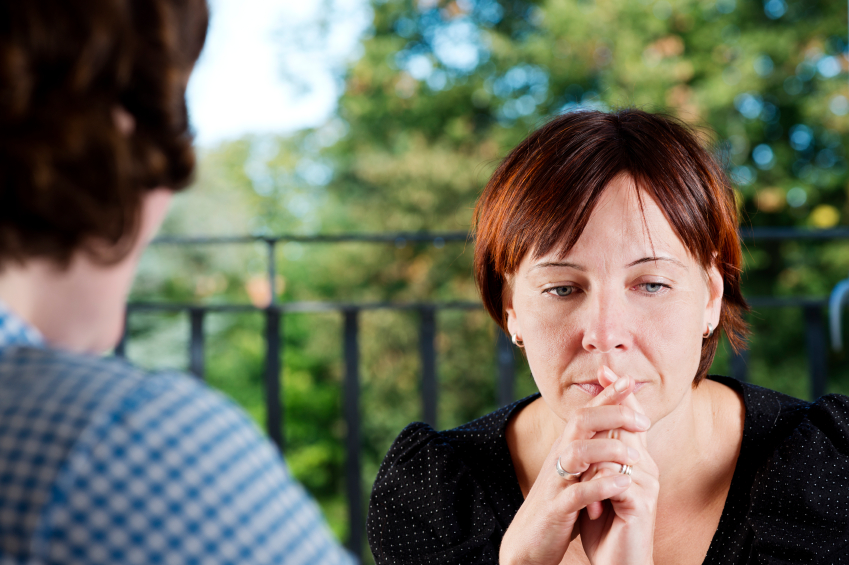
[829,274,849,352]
[0,302,353,565]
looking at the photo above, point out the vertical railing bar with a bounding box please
[263,238,284,451]
[267,238,277,306]
[420,307,437,429]
[496,330,515,406]
[804,305,828,400]
[264,307,284,450]
[114,308,129,358]
[189,308,206,380]
[343,309,363,562]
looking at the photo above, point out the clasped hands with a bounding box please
[500,366,659,565]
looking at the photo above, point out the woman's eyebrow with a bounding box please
[530,261,586,271]
[626,256,688,270]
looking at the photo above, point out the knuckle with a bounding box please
[643,460,660,478]
[565,441,579,462]
[575,408,592,432]
[564,441,588,468]
[561,484,585,510]
[575,440,591,462]
[638,498,656,515]
[646,474,660,493]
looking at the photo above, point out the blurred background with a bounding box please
[126,0,848,561]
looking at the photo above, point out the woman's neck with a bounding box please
[648,379,743,500]
[650,379,744,561]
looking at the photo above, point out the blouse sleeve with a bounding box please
[748,393,849,562]
[367,422,503,565]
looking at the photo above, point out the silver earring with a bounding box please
[511,333,524,348]
[702,323,714,339]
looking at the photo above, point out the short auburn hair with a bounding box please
[0,0,208,268]
[473,109,749,384]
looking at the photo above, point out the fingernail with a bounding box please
[635,413,651,430]
[603,366,618,382]
[627,447,640,462]
[614,376,629,393]
[614,475,631,488]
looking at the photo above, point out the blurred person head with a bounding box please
[0,0,208,352]
[473,109,749,422]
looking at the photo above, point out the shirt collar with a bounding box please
[0,300,45,348]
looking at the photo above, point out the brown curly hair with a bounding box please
[0,0,208,268]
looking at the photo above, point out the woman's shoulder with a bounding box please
[710,376,849,562]
[367,395,538,565]
[373,393,540,481]
[711,374,849,450]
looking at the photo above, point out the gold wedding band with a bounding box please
[619,464,633,476]
[555,457,581,480]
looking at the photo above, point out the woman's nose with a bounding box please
[580,291,630,353]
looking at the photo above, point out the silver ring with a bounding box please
[619,464,633,476]
[555,457,581,480]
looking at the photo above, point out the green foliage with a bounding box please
[128,0,848,560]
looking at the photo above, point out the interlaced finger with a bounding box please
[554,473,632,516]
[568,403,651,442]
[557,438,640,477]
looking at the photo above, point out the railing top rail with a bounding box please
[151,232,470,245]
[127,296,827,313]
[150,227,849,246]
[127,300,483,313]
[738,227,849,240]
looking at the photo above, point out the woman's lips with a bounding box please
[576,381,647,396]
[577,383,604,396]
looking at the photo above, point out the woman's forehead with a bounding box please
[529,241,689,273]
[529,179,691,268]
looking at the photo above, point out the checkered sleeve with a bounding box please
[31,373,354,565]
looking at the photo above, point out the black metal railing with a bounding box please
[116,227,849,562]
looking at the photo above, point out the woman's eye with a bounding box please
[641,282,665,293]
[549,286,574,297]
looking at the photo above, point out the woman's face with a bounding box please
[505,174,723,424]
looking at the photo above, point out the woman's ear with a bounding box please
[505,284,520,339]
[705,261,724,330]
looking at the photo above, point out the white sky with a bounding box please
[187,0,369,147]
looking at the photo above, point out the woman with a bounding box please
[0,1,351,563]
[367,109,849,564]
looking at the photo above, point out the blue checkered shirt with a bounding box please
[0,302,354,564]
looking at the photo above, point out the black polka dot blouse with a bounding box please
[367,375,849,564]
